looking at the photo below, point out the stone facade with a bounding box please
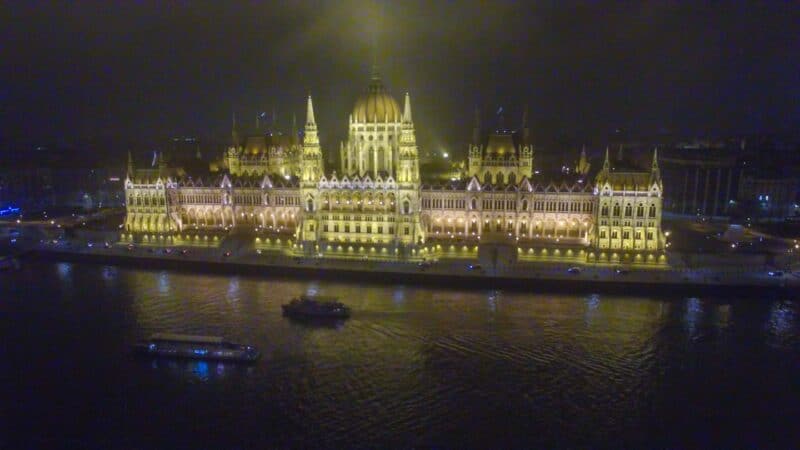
[124,73,665,263]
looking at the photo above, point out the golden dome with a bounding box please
[352,75,402,123]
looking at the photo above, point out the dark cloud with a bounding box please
[2,1,798,155]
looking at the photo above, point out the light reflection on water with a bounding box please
[3,262,799,448]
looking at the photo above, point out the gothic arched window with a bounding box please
[625,204,632,217]
[403,200,410,215]
[484,171,492,184]
[613,204,620,216]
[307,198,314,212]
[649,204,656,218]
[522,199,528,211]
[508,173,517,185]
[496,172,505,185]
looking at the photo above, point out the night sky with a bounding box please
[2,1,799,157]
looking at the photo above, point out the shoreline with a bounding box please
[24,246,798,298]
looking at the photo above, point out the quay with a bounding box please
[25,239,799,297]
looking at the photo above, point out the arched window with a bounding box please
[403,200,410,214]
[613,204,620,216]
[496,172,505,185]
[637,204,644,217]
[624,204,632,217]
[521,199,528,211]
[601,205,609,216]
[484,171,492,184]
[307,198,314,212]
[649,204,656,218]
[471,198,477,210]
[508,173,516,185]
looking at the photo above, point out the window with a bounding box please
[625,205,632,217]
[637,205,644,217]
[334,224,339,232]
[403,200,410,214]
[623,231,630,239]
[522,200,528,211]
[324,224,329,232]
[307,198,314,212]
[647,231,654,240]
[613,204,620,216]
[649,205,656,218]
[378,226,383,233]
[601,205,609,216]
[345,224,350,233]
[356,225,361,233]
[600,230,606,238]
[611,231,618,239]
[404,226,410,235]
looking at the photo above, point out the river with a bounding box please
[2,261,798,448]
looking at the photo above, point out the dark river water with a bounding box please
[2,261,799,449]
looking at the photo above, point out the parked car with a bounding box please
[614,267,630,275]
[467,263,483,271]
[767,270,784,277]
[567,267,581,274]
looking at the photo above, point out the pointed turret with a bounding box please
[472,106,481,145]
[291,113,298,143]
[127,150,134,178]
[650,147,661,183]
[603,146,610,171]
[521,104,530,142]
[403,92,413,123]
[651,147,659,171]
[231,112,239,148]
[576,145,590,175]
[305,95,315,126]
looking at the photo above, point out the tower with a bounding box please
[397,92,419,184]
[469,106,483,176]
[576,146,590,175]
[301,95,323,184]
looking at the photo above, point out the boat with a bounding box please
[282,295,351,319]
[133,333,259,362]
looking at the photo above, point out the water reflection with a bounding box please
[766,301,795,341]
[584,293,600,326]
[227,276,240,301]
[684,297,703,339]
[392,286,406,306]
[56,262,72,283]
[9,262,797,448]
[157,271,170,295]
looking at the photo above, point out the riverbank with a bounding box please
[26,242,799,297]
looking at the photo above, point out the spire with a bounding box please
[521,104,530,142]
[127,150,134,177]
[291,113,298,142]
[231,112,239,147]
[403,92,412,123]
[617,144,623,162]
[305,95,315,126]
[603,146,610,171]
[576,145,590,175]
[472,106,481,145]
[652,147,659,170]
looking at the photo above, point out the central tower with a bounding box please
[341,69,405,178]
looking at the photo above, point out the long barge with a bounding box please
[134,333,259,363]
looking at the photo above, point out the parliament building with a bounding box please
[123,71,666,265]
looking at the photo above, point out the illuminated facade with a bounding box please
[124,72,665,264]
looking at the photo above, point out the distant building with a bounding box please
[659,147,740,218]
